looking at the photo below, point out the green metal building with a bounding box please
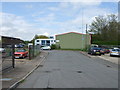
[56,32,91,49]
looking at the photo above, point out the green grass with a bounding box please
[20,79,25,83]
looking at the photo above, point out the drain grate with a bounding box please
[77,71,82,73]
[106,65,111,67]
[44,71,52,73]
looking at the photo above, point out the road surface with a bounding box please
[18,50,118,88]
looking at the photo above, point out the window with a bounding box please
[41,40,45,45]
[36,40,39,42]
[49,36,54,39]
[51,40,53,42]
[46,40,50,46]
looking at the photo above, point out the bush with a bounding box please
[51,44,61,49]
[51,44,57,49]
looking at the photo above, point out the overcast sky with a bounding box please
[1,1,118,40]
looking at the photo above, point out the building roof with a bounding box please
[35,38,55,40]
[56,32,86,36]
[1,36,23,45]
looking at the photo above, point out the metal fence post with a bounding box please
[33,45,34,58]
[29,45,31,60]
[12,44,15,68]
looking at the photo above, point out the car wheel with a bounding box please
[22,56,25,58]
[99,54,101,56]
[110,55,113,57]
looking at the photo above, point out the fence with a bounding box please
[1,44,14,71]
[28,45,41,60]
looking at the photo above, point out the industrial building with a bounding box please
[56,32,91,49]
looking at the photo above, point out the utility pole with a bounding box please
[82,8,83,34]
[86,24,87,34]
[82,7,84,49]
[86,24,88,50]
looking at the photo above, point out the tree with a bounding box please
[37,35,49,39]
[30,35,49,44]
[89,14,119,45]
[24,41,30,44]
[89,15,107,35]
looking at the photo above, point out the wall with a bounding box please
[56,33,91,49]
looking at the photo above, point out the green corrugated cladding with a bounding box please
[56,33,91,49]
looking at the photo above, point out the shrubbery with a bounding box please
[92,41,120,45]
[51,44,60,49]
[51,44,57,49]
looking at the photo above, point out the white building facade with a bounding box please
[35,39,56,46]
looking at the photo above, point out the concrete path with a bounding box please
[2,51,48,88]
[18,50,118,88]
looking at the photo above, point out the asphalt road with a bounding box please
[18,50,118,88]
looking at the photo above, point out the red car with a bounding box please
[14,49,28,58]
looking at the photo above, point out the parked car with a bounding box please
[0,48,6,58]
[110,48,120,57]
[0,48,5,52]
[104,48,110,53]
[88,47,101,55]
[99,48,105,55]
[15,44,24,48]
[14,49,28,58]
[41,46,51,50]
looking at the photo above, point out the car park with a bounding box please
[110,48,120,57]
[88,47,101,56]
[41,46,51,50]
[14,49,28,58]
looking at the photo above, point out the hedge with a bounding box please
[92,41,120,45]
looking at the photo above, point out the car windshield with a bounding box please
[91,47,101,50]
[16,50,26,52]
[112,49,120,52]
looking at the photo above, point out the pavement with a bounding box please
[17,50,118,88]
[79,51,119,64]
[1,51,48,89]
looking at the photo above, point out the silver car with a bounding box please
[41,46,51,50]
[110,48,120,57]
